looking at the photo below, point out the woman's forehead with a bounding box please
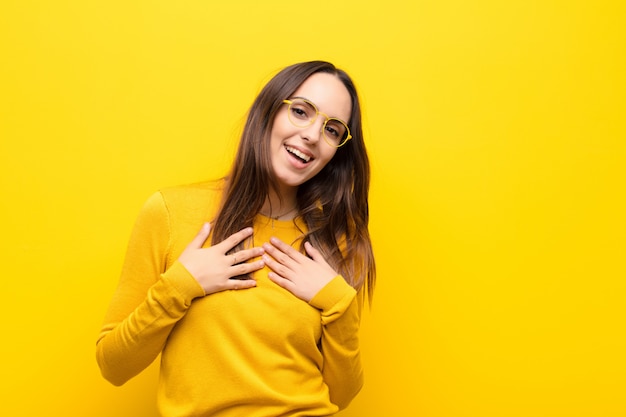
[292,73,351,121]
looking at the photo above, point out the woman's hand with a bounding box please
[178,223,265,295]
[262,237,338,302]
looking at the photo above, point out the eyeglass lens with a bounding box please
[287,99,349,146]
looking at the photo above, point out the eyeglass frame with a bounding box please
[282,98,353,148]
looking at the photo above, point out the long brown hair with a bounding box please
[211,61,375,301]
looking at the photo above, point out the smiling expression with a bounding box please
[269,72,352,193]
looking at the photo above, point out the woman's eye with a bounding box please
[325,125,340,138]
[292,107,309,119]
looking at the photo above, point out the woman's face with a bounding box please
[269,72,352,193]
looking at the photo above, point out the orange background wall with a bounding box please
[1,1,624,416]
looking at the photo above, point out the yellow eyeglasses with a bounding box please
[282,98,352,148]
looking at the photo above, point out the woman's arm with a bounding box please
[262,238,365,409]
[309,277,364,409]
[95,192,205,386]
[96,190,265,386]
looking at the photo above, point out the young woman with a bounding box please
[96,60,376,417]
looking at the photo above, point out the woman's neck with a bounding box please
[260,189,298,220]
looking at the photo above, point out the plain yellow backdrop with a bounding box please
[1,1,624,416]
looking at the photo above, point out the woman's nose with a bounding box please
[301,118,324,143]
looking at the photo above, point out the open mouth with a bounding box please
[285,145,312,163]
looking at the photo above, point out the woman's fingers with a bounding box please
[304,241,329,266]
[262,238,338,302]
[266,271,295,292]
[186,222,211,250]
[230,246,265,265]
[231,257,265,276]
[218,227,254,253]
[178,224,266,296]
[224,278,258,291]
[262,237,300,267]
[262,253,289,277]
[269,237,300,258]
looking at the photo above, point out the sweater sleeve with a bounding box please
[309,276,364,410]
[96,192,205,386]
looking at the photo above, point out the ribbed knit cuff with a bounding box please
[161,261,206,305]
[309,276,356,320]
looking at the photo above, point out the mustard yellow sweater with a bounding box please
[96,182,364,417]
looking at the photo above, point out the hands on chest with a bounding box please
[178,223,337,302]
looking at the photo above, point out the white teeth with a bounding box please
[286,146,311,162]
